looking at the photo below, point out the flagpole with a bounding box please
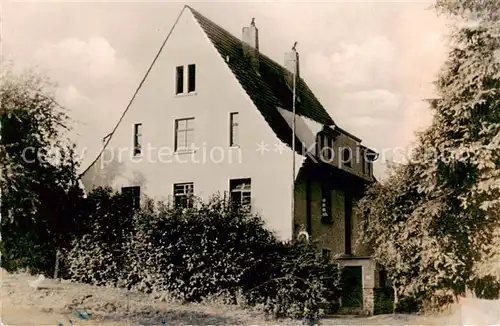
[291,42,297,239]
[0,115,2,243]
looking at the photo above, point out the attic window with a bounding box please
[176,66,184,94]
[188,64,196,92]
[175,64,196,95]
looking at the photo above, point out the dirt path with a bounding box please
[1,270,463,326]
[1,270,270,326]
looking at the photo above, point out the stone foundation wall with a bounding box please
[363,288,374,315]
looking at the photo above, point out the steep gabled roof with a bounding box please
[81,5,336,176]
[188,6,335,155]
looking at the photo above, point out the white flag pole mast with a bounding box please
[291,42,298,237]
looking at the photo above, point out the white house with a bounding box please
[80,5,384,315]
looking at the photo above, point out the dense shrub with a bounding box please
[394,295,420,314]
[244,240,342,319]
[1,69,83,276]
[123,195,279,300]
[67,189,342,319]
[373,288,395,315]
[473,276,500,300]
[0,230,53,274]
[66,187,135,286]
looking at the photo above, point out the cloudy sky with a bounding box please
[3,0,451,179]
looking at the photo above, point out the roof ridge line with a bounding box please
[188,6,296,82]
[188,6,335,127]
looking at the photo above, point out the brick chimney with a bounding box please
[284,42,299,87]
[242,18,259,73]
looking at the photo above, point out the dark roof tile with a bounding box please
[189,6,335,154]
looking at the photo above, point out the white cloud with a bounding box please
[301,5,448,180]
[348,116,389,128]
[56,84,89,106]
[342,89,401,113]
[33,37,135,95]
[333,89,402,149]
[392,6,449,96]
[30,37,138,170]
[399,99,433,145]
[305,35,397,90]
[4,2,451,178]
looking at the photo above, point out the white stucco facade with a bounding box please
[81,8,296,240]
[79,6,385,315]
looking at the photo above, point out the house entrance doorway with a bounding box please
[341,266,363,308]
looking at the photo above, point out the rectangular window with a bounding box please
[229,112,239,146]
[321,184,332,224]
[321,135,328,161]
[122,186,140,210]
[133,123,142,156]
[343,148,352,167]
[176,66,184,94]
[316,133,323,160]
[188,64,196,93]
[316,133,334,163]
[173,182,194,209]
[174,118,195,151]
[229,178,251,211]
[324,136,334,162]
[364,151,374,176]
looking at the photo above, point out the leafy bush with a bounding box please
[0,68,83,276]
[67,187,135,286]
[66,189,342,319]
[243,240,341,319]
[473,276,500,300]
[357,0,500,312]
[373,288,394,315]
[0,231,53,275]
[394,295,420,314]
[126,194,280,301]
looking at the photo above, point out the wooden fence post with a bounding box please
[54,250,60,280]
[393,284,398,314]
